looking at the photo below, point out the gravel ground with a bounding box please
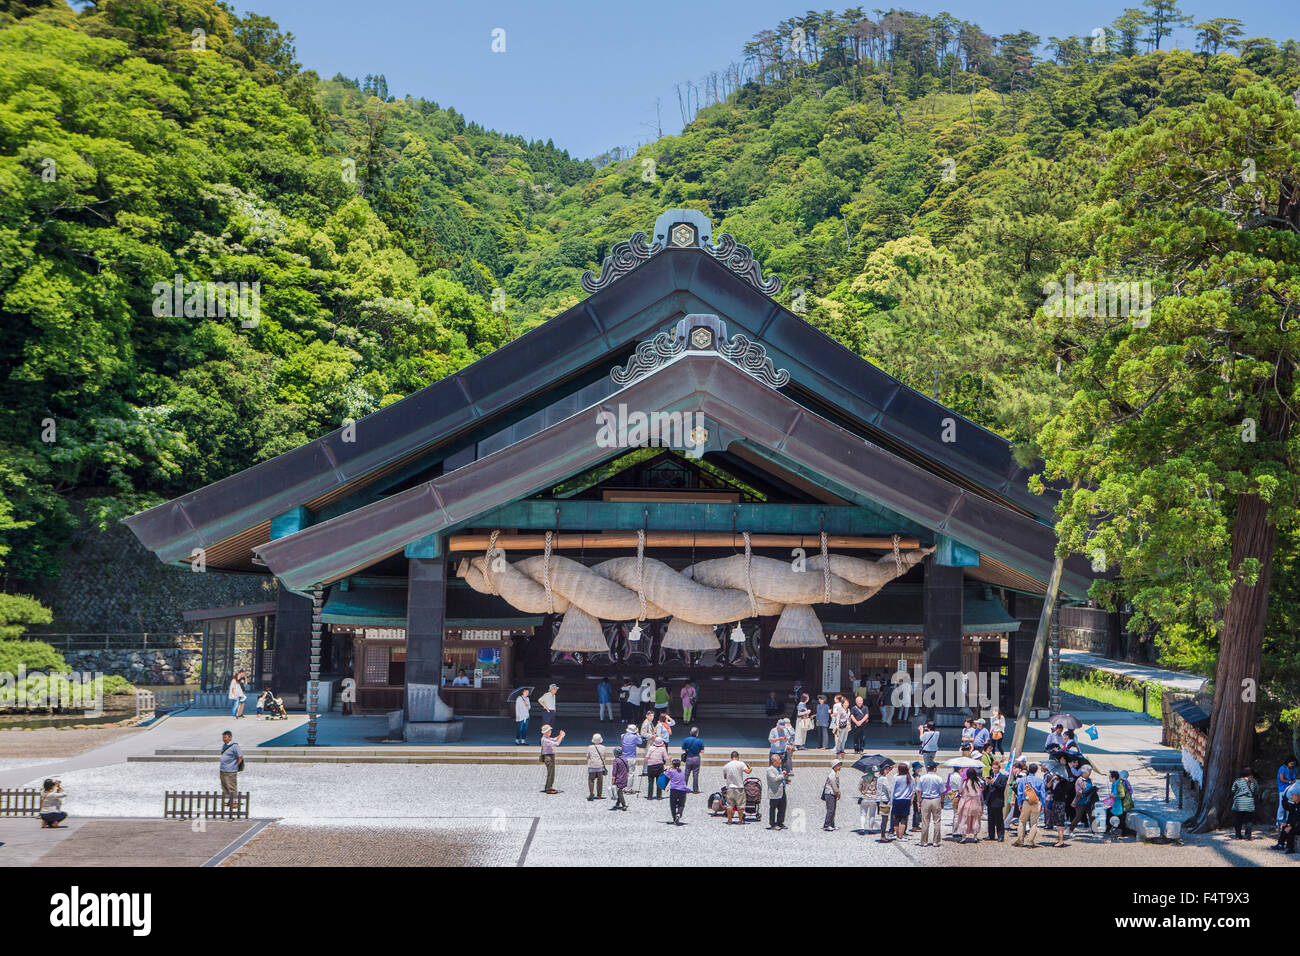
[26,757,1295,867]
[0,724,143,758]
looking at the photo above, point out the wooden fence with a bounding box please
[163,790,250,820]
[136,688,196,716]
[0,789,42,817]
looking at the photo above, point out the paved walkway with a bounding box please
[0,817,262,867]
[0,712,308,789]
[1061,649,1207,693]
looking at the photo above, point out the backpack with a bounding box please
[1024,778,1041,806]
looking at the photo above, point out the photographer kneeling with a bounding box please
[40,778,68,829]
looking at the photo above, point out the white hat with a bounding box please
[592,733,603,744]
[626,724,637,732]
[830,758,843,767]
[541,724,552,734]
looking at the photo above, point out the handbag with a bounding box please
[596,747,608,776]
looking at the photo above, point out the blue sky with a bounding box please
[237,0,1300,159]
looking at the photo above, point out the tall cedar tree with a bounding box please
[1037,83,1300,831]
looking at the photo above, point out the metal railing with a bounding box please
[17,633,203,651]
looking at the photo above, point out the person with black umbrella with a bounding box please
[513,687,532,745]
[856,765,882,834]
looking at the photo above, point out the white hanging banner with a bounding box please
[821,649,842,693]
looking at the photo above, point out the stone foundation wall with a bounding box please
[63,646,202,686]
[1059,625,1110,654]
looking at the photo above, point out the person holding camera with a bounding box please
[540,725,565,794]
[39,779,68,828]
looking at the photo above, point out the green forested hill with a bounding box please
[1,0,1299,751]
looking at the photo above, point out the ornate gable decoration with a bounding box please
[582,208,782,296]
[611,314,790,389]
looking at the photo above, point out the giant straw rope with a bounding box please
[457,534,935,625]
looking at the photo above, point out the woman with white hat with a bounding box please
[586,733,608,801]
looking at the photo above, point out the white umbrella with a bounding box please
[944,757,984,768]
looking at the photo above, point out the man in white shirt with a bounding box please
[881,678,896,726]
[537,683,558,728]
[514,688,532,745]
[894,675,912,722]
[620,680,639,724]
[916,765,946,846]
[918,722,941,769]
[722,751,753,825]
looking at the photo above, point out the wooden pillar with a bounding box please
[272,588,312,705]
[406,556,448,717]
[1048,609,1062,714]
[923,558,963,720]
[269,507,313,706]
[1006,592,1050,718]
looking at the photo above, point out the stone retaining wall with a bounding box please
[63,647,202,686]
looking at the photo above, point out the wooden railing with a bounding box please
[0,789,42,817]
[136,689,197,717]
[163,790,250,820]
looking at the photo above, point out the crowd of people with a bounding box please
[531,706,1147,845]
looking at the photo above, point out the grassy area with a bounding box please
[1060,677,1163,719]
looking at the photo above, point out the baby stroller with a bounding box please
[707,777,764,820]
[260,689,287,720]
[742,776,763,820]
